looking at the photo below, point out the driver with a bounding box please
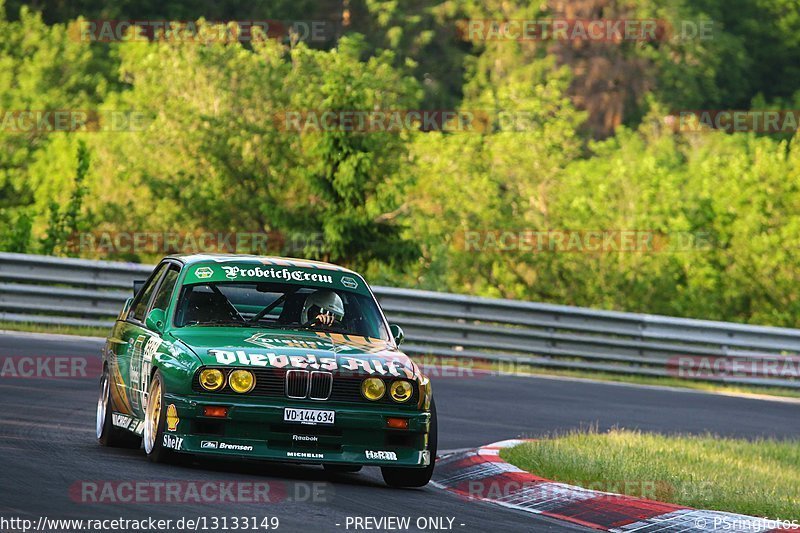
[301,290,345,328]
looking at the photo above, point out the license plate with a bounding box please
[283,408,335,425]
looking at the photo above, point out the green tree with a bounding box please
[284,35,422,268]
[94,25,420,268]
[397,34,586,296]
[40,140,93,256]
[0,5,113,251]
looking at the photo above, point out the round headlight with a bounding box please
[228,369,255,393]
[390,380,413,403]
[361,377,386,401]
[199,369,225,391]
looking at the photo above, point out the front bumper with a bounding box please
[163,393,432,468]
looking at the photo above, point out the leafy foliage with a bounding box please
[40,140,92,256]
[2,1,800,327]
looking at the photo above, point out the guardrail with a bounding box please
[1,252,798,389]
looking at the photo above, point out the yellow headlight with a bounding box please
[199,369,225,391]
[228,369,255,393]
[361,377,386,401]
[390,380,413,403]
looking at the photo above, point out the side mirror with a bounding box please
[389,324,405,345]
[133,280,146,297]
[145,308,166,333]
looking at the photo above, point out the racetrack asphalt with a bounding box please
[1,331,797,532]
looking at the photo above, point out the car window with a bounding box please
[150,266,180,314]
[174,281,390,341]
[129,264,168,322]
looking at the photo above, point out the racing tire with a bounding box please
[381,399,437,488]
[323,464,363,474]
[97,365,141,448]
[143,370,179,463]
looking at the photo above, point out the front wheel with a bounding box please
[381,399,437,488]
[143,370,178,463]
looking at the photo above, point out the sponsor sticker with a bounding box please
[199,440,252,452]
[292,435,318,442]
[219,443,254,452]
[162,434,183,450]
[111,413,133,429]
[208,349,415,378]
[244,332,387,354]
[194,266,214,279]
[166,404,179,432]
[129,335,161,412]
[365,450,398,461]
[286,451,324,459]
[245,333,332,351]
[340,276,358,289]
[221,266,333,284]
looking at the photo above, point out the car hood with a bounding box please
[171,327,419,380]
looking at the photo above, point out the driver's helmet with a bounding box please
[301,290,345,325]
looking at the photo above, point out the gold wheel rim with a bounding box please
[143,379,162,453]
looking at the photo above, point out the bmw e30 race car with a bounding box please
[96,254,436,488]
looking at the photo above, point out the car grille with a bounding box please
[193,367,418,406]
[283,370,333,400]
[309,371,333,400]
[285,369,310,398]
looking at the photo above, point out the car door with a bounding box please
[116,262,170,419]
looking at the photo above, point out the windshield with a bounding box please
[174,281,389,341]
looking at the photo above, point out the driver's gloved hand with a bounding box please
[315,311,335,327]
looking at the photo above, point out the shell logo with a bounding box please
[166,404,179,431]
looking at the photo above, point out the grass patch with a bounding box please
[501,428,800,518]
[0,321,110,339]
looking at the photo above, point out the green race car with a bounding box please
[96,254,436,488]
